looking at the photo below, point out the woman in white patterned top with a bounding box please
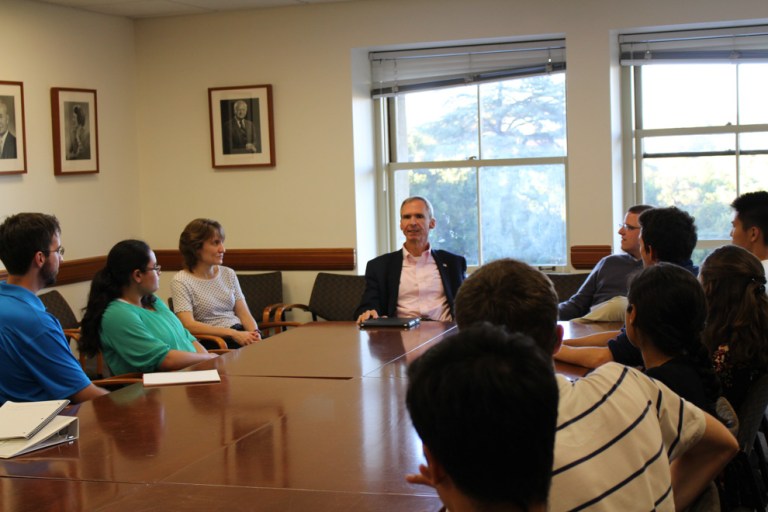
[171,219,261,348]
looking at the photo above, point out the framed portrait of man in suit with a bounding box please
[0,81,27,175]
[209,84,275,169]
[51,87,99,175]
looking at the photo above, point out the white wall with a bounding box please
[3,0,768,308]
[0,0,138,312]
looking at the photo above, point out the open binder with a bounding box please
[0,400,79,458]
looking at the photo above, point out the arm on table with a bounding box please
[158,348,217,371]
[554,344,614,369]
[563,330,619,347]
[176,310,259,346]
[70,383,109,403]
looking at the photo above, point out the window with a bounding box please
[621,27,768,256]
[371,40,567,267]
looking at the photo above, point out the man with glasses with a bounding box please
[558,204,653,320]
[0,213,107,403]
[556,206,699,369]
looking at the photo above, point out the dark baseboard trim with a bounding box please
[0,248,356,285]
[155,248,356,272]
[570,245,611,269]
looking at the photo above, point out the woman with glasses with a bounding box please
[80,239,216,375]
[700,244,768,411]
[171,219,260,349]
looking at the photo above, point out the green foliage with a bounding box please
[396,75,567,265]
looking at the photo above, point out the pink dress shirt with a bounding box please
[396,245,452,321]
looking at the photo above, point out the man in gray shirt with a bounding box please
[558,204,652,320]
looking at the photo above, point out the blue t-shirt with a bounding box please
[0,282,91,403]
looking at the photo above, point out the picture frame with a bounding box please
[0,81,27,175]
[209,84,275,168]
[51,87,99,175]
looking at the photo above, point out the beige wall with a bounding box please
[0,1,138,312]
[3,0,768,312]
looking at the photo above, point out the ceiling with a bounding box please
[32,0,359,19]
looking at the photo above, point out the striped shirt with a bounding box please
[551,362,706,511]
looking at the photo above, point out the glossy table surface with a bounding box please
[0,320,617,511]
[196,321,457,379]
[0,321,457,511]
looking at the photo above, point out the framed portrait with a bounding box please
[51,87,99,175]
[209,84,275,168]
[0,81,27,175]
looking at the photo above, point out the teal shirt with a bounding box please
[100,297,197,375]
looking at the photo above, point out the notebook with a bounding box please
[0,416,79,459]
[359,317,421,329]
[0,399,70,440]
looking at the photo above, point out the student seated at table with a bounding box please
[80,240,217,375]
[700,245,768,411]
[450,258,736,511]
[555,206,699,369]
[0,212,107,404]
[171,218,260,349]
[624,263,720,414]
[406,324,558,512]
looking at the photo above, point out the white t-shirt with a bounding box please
[170,267,245,328]
[551,362,706,511]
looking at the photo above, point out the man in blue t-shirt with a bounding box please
[0,213,107,403]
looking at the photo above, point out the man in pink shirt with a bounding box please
[355,196,466,323]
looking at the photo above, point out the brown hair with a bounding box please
[700,245,768,368]
[455,259,559,355]
[178,218,225,271]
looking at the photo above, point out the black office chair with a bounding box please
[237,271,284,323]
[275,272,367,321]
[721,374,768,510]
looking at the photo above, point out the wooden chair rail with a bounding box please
[0,248,356,285]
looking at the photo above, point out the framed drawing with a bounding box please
[0,81,27,175]
[51,87,99,175]
[209,84,275,168]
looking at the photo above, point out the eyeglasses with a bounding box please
[43,246,65,256]
[618,223,640,231]
[145,265,162,275]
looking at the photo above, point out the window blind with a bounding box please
[620,25,768,66]
[370,39,566,98]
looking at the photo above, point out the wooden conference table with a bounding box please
[0,320,617,511]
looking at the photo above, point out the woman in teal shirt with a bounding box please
[80,240,216,374]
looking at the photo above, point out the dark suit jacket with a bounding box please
[1,132,16,159]
[223,118,259,154]
[354,248,467,319]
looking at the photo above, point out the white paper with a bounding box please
[142,369,221,387]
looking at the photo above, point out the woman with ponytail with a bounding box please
[624,263,720,414]
[700,245,768,411]
[80,240,216,375]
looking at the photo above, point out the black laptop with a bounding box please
[359,317,421,329]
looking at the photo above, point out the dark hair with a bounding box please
[627,263,720,404]
[628,204,653,215]
[700,245,768,369]
[0,213,60,275]
[455,258,559,355]
[406,323,558,508]
[638,206,697,265]
[80,240,156,357]
[731,191,768,246]
[178,218,225,271]
[73,105,86,126]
